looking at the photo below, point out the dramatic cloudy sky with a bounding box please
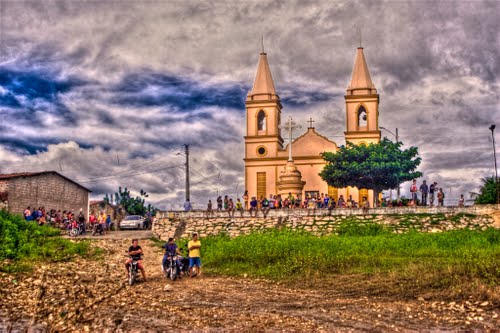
[0,0,499,209]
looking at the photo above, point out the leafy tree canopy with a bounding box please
[320,138,423,198]
[104,187,156,216]
[474,177,499,204]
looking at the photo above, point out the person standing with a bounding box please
[458,194,465,207]
[243,190,249,211]
[77,210,86,235]
[437,188,445,206]
[184,199,192,211]
[410,179,418,206]
[188,232,202,277]
[206,200,213,218]
[216,196,223,211]
[429,182,437,207]
[419,180,429,206]
[227,198,235,217]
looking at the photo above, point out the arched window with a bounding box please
[357,106,367,127]
[257,110,266,131]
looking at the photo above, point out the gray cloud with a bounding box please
[1,0,499,209]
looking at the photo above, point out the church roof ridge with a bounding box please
[284,127,338,151]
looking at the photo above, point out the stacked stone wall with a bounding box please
[7,173,89,216]
[153,205,499,240]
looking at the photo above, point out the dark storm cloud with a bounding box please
[280,88,340,107]
[109,72,248,110]
[0,137,58,154]
[0,66,85,124]
[0,136,95,155]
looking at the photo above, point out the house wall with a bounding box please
[6,173,89,217]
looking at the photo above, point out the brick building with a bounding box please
[0,171,91,218]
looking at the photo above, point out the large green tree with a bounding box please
[474,177,499,204]
[104,187,156,215]
[320,138,423,205]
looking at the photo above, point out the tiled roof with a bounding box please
[0,172,48,180]
[0,171,92,192]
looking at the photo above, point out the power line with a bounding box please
[77,164,184,184]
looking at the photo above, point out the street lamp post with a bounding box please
[489,124,499,204]
[380,127,400,202]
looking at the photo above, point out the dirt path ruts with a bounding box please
[0,239,499,332]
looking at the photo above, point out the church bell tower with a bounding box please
[344,47,381,145]
[245,50,283,157]
[244,49,283,197]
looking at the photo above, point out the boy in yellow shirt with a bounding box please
[188,232,202,277]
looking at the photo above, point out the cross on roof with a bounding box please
[307,117,315,128]
[279,116,302,162]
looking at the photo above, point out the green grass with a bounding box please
[199,222,500,287]
[0,209,91,272]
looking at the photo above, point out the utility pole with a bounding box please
[396,128,400,202]
[489,125,499,204]
[185,144,190,202]
[380,127,400,202]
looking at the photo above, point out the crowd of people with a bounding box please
[183,181,467,215]
[23,206,113,236]
[409,179,464,207]
[188,191,372,217]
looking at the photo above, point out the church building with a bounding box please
[244,46,381,206]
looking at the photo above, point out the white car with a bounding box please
[120,215,146,230]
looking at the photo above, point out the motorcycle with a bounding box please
[162,254,180,281]
[178,255,190,276]
[92,222,104,236]
[128,257,140,286]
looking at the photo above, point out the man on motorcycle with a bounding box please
[162,237,182,276]
[125,239,147,282]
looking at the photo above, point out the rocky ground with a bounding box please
[0,237,499,332]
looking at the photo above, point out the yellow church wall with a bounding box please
[244,164,279,199]
[278,128,338,159]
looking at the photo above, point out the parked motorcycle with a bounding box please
[92,223,104,236]
[178,255,190,276]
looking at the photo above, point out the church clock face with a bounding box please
[257,146,267,157]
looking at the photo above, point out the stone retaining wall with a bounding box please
[153,205,499,240]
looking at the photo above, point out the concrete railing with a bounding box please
[156,204,499,219]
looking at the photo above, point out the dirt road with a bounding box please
[62,229,153,240]
[1,238,498,332]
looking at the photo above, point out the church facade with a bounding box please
[244,46,381,206]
